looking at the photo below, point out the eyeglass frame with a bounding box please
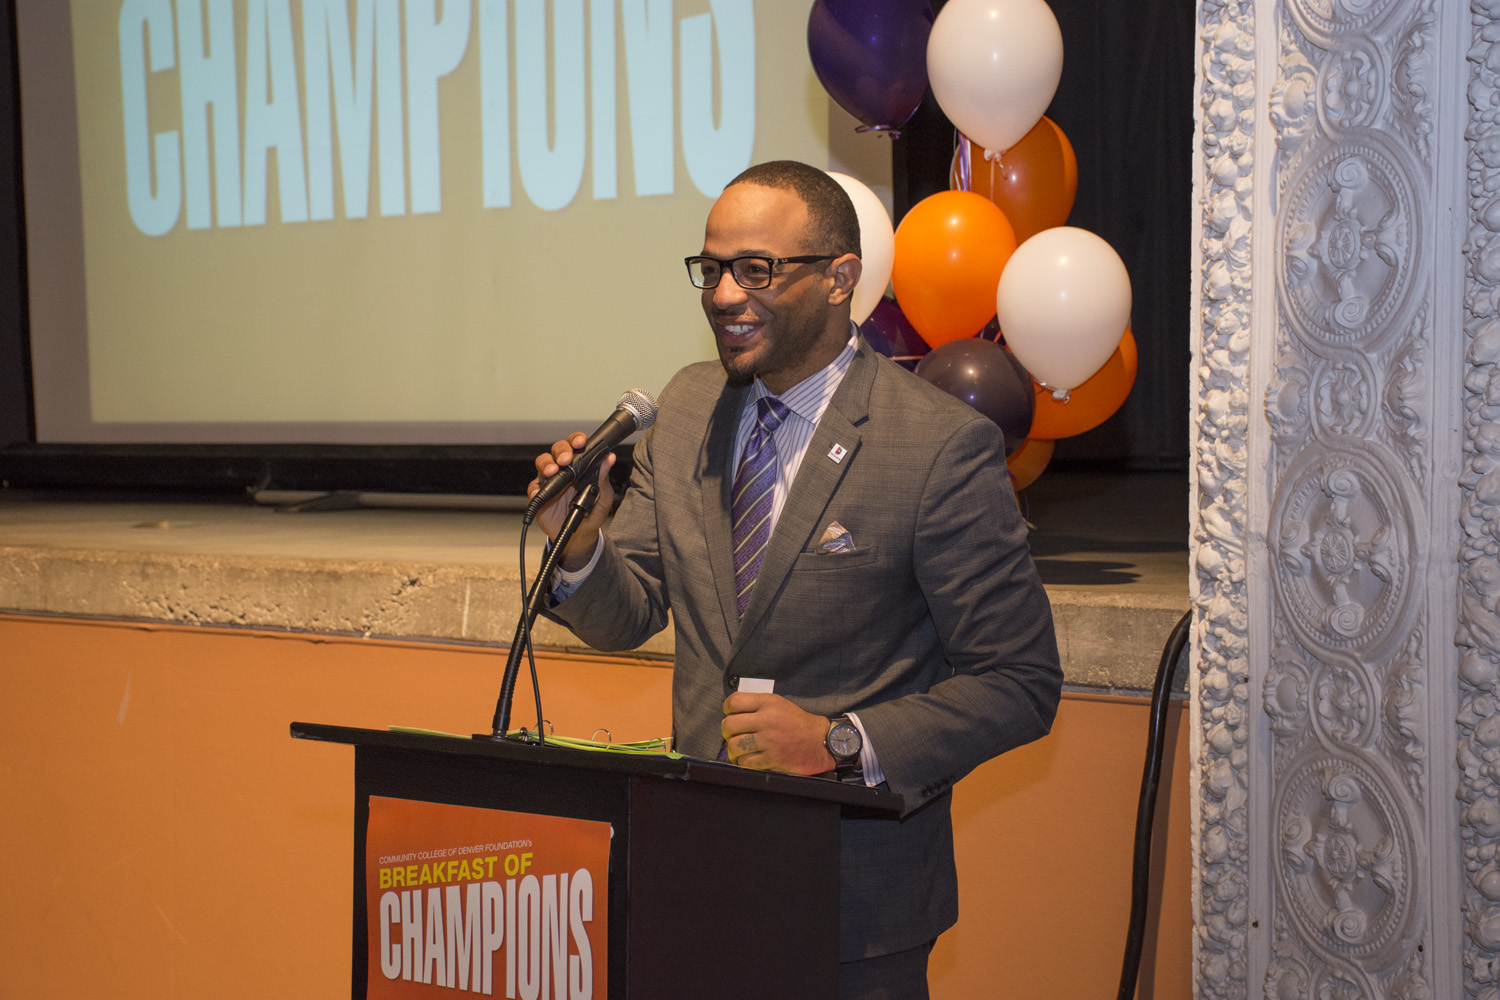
[683,254,839,290]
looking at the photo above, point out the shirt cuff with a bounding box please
[549,535,603,603]
[844,711,886,787]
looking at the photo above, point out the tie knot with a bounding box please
[756,395,789,434]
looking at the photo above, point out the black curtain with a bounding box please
[0,0,30,451]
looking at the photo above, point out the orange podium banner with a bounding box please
[365,796,611,999]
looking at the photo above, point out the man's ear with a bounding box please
[827,254,863,306]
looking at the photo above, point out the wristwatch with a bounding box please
[825,715,863,776]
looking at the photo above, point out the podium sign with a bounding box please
[365,797,610,999]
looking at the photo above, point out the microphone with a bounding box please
[524,388,658,522]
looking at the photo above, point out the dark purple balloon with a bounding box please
[860,298,931,371]
[807,0,935,136]
[915,339,1035,453]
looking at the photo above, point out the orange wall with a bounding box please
[0,614,1190,998]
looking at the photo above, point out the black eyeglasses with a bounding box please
[684,255,837,290]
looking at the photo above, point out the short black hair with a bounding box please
[725,160,862,259]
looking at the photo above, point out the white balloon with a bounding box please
[997,227,1131,394]
[927,0,1064,155]
[827,171,895,325]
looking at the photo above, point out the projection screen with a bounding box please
[17,0,890,446]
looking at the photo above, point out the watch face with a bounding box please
[828,724,861,758]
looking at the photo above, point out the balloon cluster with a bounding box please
[809,0,1134,492]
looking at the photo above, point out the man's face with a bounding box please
[699,183,843,393]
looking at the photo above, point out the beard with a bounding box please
[717,343,756,387]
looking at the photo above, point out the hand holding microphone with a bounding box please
[525,389,658,566]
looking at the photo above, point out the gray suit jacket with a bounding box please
[551,338,1061,960]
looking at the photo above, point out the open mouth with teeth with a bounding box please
[716,320,763,347]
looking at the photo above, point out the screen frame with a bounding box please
[0,0,933,497]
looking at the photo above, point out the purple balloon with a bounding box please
[915,339,1035,453]
[860,298,931,371]
[807,0,935,136]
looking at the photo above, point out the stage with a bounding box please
[0,468,1188,691]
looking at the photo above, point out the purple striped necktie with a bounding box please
[731,396,789,617]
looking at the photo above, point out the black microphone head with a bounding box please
[617,388,659,431]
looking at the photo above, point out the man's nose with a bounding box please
[711,272,750,309]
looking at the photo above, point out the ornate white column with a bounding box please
[1190,0,1473,997]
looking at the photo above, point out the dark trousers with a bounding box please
[839,941,935,1000]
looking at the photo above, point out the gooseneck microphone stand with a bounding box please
[485,477,601,741]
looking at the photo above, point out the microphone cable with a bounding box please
[1116,608,1192,1000]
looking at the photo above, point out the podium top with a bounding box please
[291,721,904,817]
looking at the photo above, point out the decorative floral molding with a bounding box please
[1264,0,1435,994]
[1193,3,1257,996]
[1196,0,1452,997]
[1460,1,1500,992]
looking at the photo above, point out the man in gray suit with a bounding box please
[529,160,1061,998]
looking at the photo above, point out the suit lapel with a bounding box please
[700,381,750,643]
[730,341,877,657]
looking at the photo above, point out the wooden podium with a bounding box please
[292,722,902,998]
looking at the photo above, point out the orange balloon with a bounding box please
[1006,437,1054,491]
[950,116,1079,244]
[1027,328,1137,439]
[891,191,1018,347]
